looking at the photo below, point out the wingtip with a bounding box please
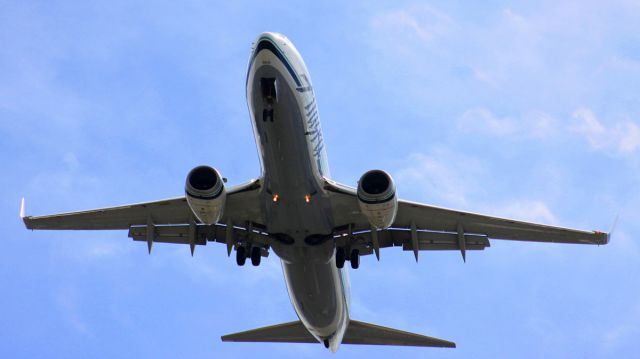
[593,230,610,245]
[598,214,619,245]
[608,214,619,244]
[20,197,25,219]
[20,198,32,229]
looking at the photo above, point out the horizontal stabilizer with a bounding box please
[221,321,316,343]
[343,320,455,348]
[221,319,455,348]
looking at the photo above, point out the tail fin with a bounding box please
[221,319,455,348]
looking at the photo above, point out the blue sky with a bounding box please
[2,1,639,358]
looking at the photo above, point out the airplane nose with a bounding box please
[253,32,288,52]
[252,32,287,60]
[258,32,284,42]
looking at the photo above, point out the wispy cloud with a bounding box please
[396,149,487,207]
[571,108,640,154]
[395,147,565,226]
[369,4,453,55]
[600,302,640,351]
[458,107,561,139]
[55,286,91,336]
[371,5,452,41]
[457,106,640,156]
[458,108,517,136]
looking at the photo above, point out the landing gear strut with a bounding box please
[350,249,360,269]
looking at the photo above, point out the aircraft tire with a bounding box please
[251,246,261,266]
[336,247,346,269]
[236,246,247,266]
[350,249,360,269]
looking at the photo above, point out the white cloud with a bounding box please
[600,302,640,350]
[370,5,453,54]
[173,246,282,286]
[458,108,517,135]
[457,107,640,155]
[571,108,608,149]
[457,107,560,139]
[571,108,640,154]
[396,149,487,207]
[616,121,640,153]
[55,286,91,336]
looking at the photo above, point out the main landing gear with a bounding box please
[335,247,360,269]
[236,246,263,267]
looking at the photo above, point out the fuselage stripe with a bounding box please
[249,38,302,87]
[306,105,317,117]
[304,98,316,110]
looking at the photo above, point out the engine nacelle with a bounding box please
[185,165,226,225]
[357,170,398,229]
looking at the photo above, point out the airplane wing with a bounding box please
[23,179,266,252]
[324,179,609,260]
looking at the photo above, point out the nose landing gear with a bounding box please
[261,77,276,122]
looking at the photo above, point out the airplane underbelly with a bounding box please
[248,58,347,343]
[249,65,333,237]
[282,259,348,340]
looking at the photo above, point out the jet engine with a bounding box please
[185,165,226,225]
[357,170,398,229]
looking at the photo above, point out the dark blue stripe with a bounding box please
[304,98,316,110]
[250,39,302,87]
[306,104,317,117]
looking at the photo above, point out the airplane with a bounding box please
[22,32,610,352]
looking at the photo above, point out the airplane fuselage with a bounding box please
[246,32,349,351]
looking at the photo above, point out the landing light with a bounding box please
[304,195,311,203]
[272,194,279,203]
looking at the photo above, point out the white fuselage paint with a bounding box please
[245,32,349,352]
